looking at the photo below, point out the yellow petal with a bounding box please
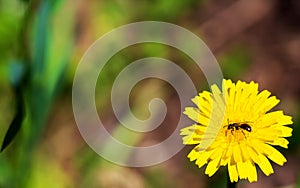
[221,144,232,166]
[246,161,257,182]
[256,96,279,114]
[233,144,242,163]
[233,81,244,113]
[237,161,248,179]
[262,144,287,165]
[259,111,292,128]
[228,157,238,182]
[205,154,222,176]
[187,148,200,162]
[246,146,260,164]
[183,107,200,123]
[240,143,251,161]
[268,138,289,148]
[194,149,215,168]
[181,124,217,145]
[257,154,274,176]
[278,114,293,125]
[192,92,212,117]
[183,107,210,126]
[254,90,271,108]
[278,126,293,137]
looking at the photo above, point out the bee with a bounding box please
[225,122,252,137]
[227,123,252,132]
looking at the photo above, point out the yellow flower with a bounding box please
[180,79,293,182]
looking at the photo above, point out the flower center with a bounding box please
[224,123,252,142]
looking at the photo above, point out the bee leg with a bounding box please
[231,129,234,136]
[241,130,247,138]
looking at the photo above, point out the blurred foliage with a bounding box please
[219,46,251,80]
[0,0,75,187]
[144,167,175,188]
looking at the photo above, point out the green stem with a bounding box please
[227,172,237,188]
[228,181,236,188]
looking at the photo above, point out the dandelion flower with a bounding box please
[181,79,293,182]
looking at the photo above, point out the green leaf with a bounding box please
[1,87,25,152]
[32,0,51,75]
[1,60,27,152]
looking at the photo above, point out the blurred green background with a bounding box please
[0,0,299,187]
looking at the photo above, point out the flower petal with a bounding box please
[205,153,222,176]
[183,107,200,123]
[228,157,239,182]
[256,96,279,114]
[268,138,289,148]
[194,149,215,168]
[246,161,257,182]
[262,144,287,165]
[257,154,274,176]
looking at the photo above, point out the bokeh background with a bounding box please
[0,0,299,187]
